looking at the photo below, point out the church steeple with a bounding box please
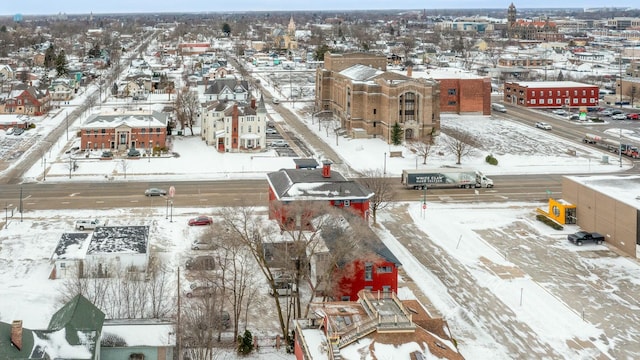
[257,94,266,113]
[287,15,296,36]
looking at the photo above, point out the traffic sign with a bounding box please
[169,186,175,198]
[422,203,426,210]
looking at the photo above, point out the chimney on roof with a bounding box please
[11,320,23,351]
[251,97,256,109]
[407,65,413,77]
[322,160,332,178]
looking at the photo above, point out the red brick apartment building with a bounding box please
[503,81,599,109]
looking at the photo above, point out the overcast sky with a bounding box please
[1,1,637,16]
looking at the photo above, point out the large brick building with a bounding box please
[503,81,599,109]
[316,52,440,142]
[80,110,168,152]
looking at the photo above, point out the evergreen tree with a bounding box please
[55,50,68,76]
[44,45,56,69]
[222,23,232,36]
[314,44,331,61]
[237,329,253,355]
[111,83,118,96]
[391,122,404,145]
[557,71,564,81]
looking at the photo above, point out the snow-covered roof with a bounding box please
[86,226,149,255]
[266,166,374,202]
[102,319,175,347]
[339,64,384,82]
[565,174,640,210]
[82,110,168,129]
[512,81,595,88]
[52,233,90,260]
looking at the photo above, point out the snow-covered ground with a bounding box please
[1,60,639,359]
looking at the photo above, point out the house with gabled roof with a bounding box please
[1,84,51,115]
[0,294,105,359]
[201,96,267,152]
[203,78,250,102]
[266,161,374,223]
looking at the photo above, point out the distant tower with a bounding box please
[287,15,296,37]
[13,13,23,23]
[507,3,517,38]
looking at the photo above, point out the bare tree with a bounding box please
[215,201,361,347]
[442,128,478,165]
[357,169,395,225]
[180,290,225,360]
[204,224,259,343]
[409,137,434,165]
[174,87,199,135]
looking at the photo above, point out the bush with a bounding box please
[28,123,36,129]
[536,214,563,230]
[485,154,499,166]
[237,329,253,355]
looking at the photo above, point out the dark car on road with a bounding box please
[144,188,167,196]
[188,215,213,226]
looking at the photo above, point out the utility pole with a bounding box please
[177,267,182,360]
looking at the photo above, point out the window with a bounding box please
[365,263,373,281]
[382,285,391,293]
[531,99,536,105]
[448,101,457,105]
[343,200,350,207]
[364,286,373,291]
[101,129,106,134]
[373,109,377,115]
[141,128,146,134]
[248,126,252,132]
[448,88,456,95]
[60,263,66,269]
[341,296,350,301]
[377,266,392,273]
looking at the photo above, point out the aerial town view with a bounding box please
[1,1,640,359]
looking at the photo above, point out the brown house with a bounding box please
[316,52,440,143]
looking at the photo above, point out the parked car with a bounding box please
[5,127,14,135]
[611,109,624,115]
[272,98,280,104]
[567,231,604,246]
[101,151,113,158]
[13,127,25,136]
[535,122,552,130]
[598,109,613,116]
[266,128,278,135]
[626,113,639,120]
[188,215,213,226]
[191,240,215,250]
[144,188,167,196]
[611,113,627,120]
[552,109,567,116]
[185,255,215,270]
[271,139,288,147]
[184,285,215,298]
[127,148,141,157]
[74,219,102,231]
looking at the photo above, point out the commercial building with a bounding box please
[80,110,168,152]
[503,81,599,109]
[562,175,640,259]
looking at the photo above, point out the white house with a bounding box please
[201,96,267,152]
[85,226,150,277]
[202,78,250,102]
[50,232,91,279]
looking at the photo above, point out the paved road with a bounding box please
[0,174,564,211]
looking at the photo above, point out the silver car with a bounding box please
[144,188,167,196]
